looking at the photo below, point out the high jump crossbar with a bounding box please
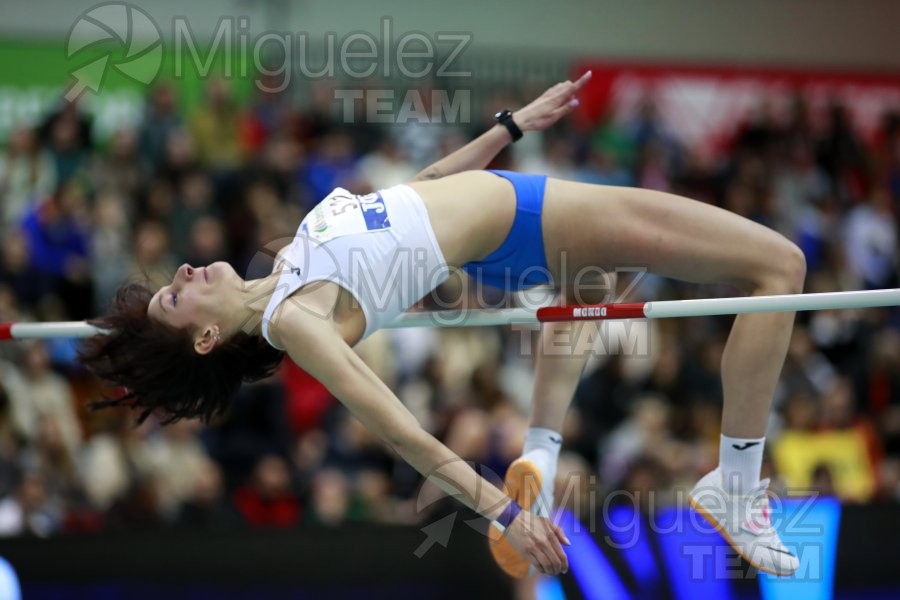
[1,288,898,341]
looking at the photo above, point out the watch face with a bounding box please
[495,110,505,120]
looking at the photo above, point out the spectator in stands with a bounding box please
[19,415,83,511]
[37,98,92,185]
[92,126,147,202]
[306,467,350,526]
[90,193,132,314]
[0,126,56,233]
[12,342,81,457]
[144,419,212,518]
[0,231,47,309]
[131,220,177,287]
[79,411,151,511]
[169,170,217,260]
[233,454,300,528]
[19,180,92,319]
[843,186,898,289]
[139,83,183,170]
[298,129,360,207]
[191,80,243,171]
[175,457,236,529]
[0,469,59,537]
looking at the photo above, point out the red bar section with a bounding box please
[0,323,11,340]
[537,303,647,322]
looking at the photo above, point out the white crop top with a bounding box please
[261,184,450,349]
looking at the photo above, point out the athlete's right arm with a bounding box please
[271,304,570,574]
[410,71,591,182]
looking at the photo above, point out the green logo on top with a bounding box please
[65,2,162,101]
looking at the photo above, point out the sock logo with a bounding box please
[549,435,562,444]
[732,441,761,451]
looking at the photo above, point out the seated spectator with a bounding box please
[298,130,360,206]
[79,411,151,510]
[144,419,212,517]
[90,193,131,314]
[305,468,349,527]
[233,454,300,528]
[0,125,56,233]
[130,220,177,288]
[19,181,92,318]
[190,80,242,171]
[169,170,217,260]
[186,215,228,267]
[91,127,147,200]
[19,415,83,510]
[175,457,237,530]
[843,187,898,289]
[16,342,81,456]
[139,83,183,170]
[37,98,92,185]
[0,470,59,537]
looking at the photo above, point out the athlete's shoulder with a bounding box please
[265,283,342,350]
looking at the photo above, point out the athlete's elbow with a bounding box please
[412,166,443,182]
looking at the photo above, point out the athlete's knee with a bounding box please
[778,239,806,293]
[758,238,806,295]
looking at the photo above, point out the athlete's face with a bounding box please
[147,262,239,350]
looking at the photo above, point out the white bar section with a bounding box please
[10,322,104,339]
[644,289,900,318]
[4,308,542,339]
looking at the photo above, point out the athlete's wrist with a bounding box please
[495,499,523,529]
[510,108,534,132]
[494,109,524,141]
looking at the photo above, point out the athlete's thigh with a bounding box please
[541,179,788,289]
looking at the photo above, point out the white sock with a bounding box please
[719,434,765,494]
[522,427,562,515]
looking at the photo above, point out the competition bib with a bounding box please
[301,187,392,242]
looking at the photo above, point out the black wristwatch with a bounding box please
[495,109,523,142]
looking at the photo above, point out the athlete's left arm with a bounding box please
[410,71,592,181]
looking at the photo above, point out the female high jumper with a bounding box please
[81,72,803,577]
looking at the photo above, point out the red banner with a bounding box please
[572,61,900,152]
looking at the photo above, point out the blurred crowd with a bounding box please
[0,75,899,538]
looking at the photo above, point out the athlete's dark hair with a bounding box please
[79,282,284,424]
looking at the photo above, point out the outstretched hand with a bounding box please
[513,71,592,132]
[504,509,570,576]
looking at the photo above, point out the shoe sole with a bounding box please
[488,458,543,578]
[688,496,797,577]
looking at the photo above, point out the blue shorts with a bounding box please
[461,170,552,291]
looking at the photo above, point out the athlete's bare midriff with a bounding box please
[408,170,517,267]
